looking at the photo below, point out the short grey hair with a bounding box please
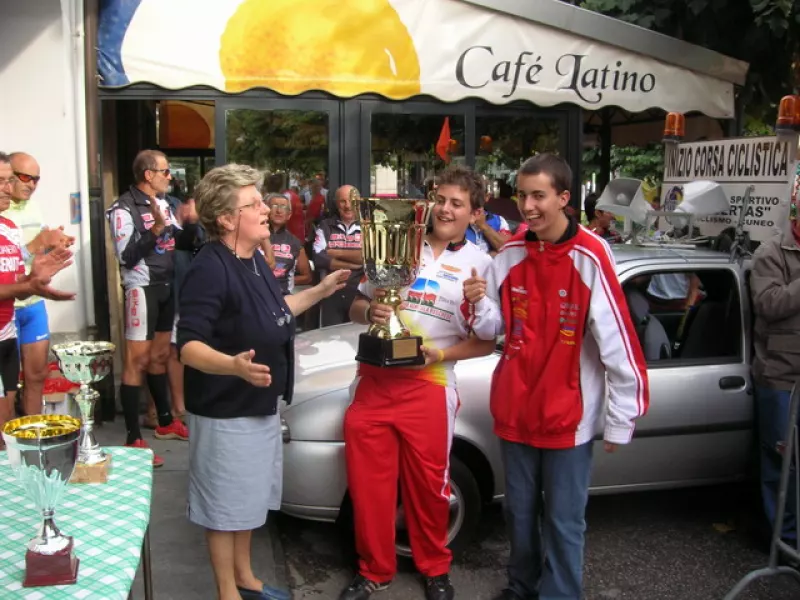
[194,163,263,240]
[265,192,291,210]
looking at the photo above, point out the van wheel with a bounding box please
[395,456,482,557]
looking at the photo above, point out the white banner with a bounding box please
[660,137,795,242]
[100,0,734,117]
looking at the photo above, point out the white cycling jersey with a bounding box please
[358,238,495,387]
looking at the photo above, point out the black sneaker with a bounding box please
[425,574,455,600]
[338,574,391,600]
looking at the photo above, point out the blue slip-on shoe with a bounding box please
[237,584,291,600]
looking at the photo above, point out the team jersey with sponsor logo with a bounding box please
[106,186,182,290]
[358,238,494,388]
[268,227,303,294]
[470,220,649,449]
[313,217,363,286]
[0,217,26,341]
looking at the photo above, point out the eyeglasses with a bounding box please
[0,177,16,189]
[149,168,171,177]
[14,172,39,184]
[269,204,290,212]
[236,198,266,211]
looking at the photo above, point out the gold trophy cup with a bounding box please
[2,414,82,587]
[351,188,434,367]
[51,341,116,483]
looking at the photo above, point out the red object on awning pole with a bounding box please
[436,117,452,164]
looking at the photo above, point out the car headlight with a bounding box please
[281,417,291,444]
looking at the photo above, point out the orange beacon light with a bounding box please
[663,112,685,144]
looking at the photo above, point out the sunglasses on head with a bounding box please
[14,172,40,184]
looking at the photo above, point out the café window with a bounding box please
[226,108,330,180]
[157,100,217,196]
[475,113,563,228]
[475,113,563,185]
[370,113,465,197]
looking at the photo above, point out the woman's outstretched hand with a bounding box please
[319,269,351,298]
[233,349,271,387]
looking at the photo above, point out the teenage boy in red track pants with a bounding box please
[340,166,499,600]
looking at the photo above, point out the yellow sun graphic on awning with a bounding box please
[220,0,421,98]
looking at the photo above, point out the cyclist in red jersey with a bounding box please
[0,153,74,445]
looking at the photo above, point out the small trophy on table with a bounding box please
[351,188,434,367]
[2,414,82,586]
[51,341,116,483]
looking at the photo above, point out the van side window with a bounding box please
[623,269,742,365]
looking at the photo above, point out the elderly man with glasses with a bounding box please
[106,149,200,466]
[263,192,312,296]
[7,152,75,417]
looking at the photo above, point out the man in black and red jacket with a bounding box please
[312,185,363,326]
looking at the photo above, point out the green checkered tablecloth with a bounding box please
[0,446,153,599]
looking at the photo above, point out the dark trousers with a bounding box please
[321,285,358,327]
[501,440,594,600]
[755,384,798,542]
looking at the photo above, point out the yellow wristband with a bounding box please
[435,348,445,363]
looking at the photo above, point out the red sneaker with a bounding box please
[154,419,189,441]
[125,438,164,468]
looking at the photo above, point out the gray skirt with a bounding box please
[186,411,283,531]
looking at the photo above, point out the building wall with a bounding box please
[0,1,88,335]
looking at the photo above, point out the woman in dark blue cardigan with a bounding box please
[177,164,348,600]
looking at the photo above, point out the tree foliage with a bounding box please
[578,0,800,119]
[583,143,665,186]
[226,109,329,177]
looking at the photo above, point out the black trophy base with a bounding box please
[355,333,425,367]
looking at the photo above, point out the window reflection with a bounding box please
[475,115,562,226]
[226,109,329,177]
[475,115,561,187]
[370,113,465,197]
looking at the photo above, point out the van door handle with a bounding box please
[719,376,746,390]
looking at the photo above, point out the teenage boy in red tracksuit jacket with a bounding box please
[340,166,498,600]
[464,154,649,600]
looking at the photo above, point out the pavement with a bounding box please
[276,484,800,600]
[91,415,800,600]
[92,416,287,600]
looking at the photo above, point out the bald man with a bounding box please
[312,185,363,326]
[9,152,74,415]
